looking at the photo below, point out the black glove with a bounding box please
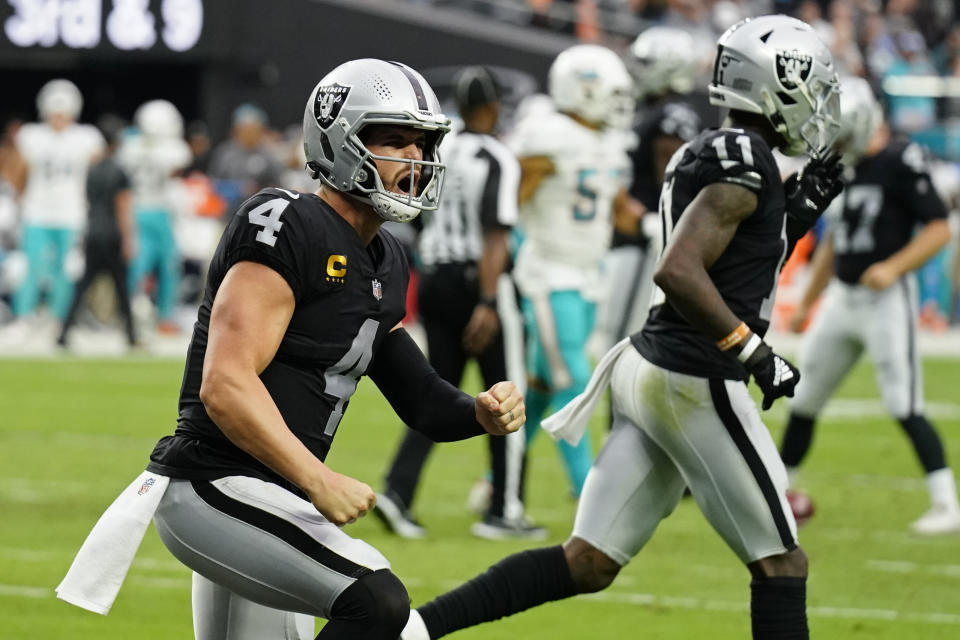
[743,341,801,410]
[784,152,845,229]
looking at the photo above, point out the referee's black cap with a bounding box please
[453,66,502,113]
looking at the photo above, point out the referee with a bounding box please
[374,66,544,540]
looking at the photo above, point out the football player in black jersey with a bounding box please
[85,59,525,640]
[400,16,843,640]
[781,77,960,535]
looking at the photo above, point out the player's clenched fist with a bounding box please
[476,381,525,436]
[308,468,376,526]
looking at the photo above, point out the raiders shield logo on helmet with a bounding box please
[775,50,812,90]
[314,83,352,130]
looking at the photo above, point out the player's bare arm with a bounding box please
[517,155,554,204]
[653,181,757,339]
[790,232,835,331]
[201,260,375,526]
[462,227,510,355]
[371,326,525,438]
[860,218,950,290]
[115,188,134,261]
[4,145,28,194]
[612,187,645,236]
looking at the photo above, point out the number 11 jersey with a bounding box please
[632,128,786,380]
[147,188,409,495]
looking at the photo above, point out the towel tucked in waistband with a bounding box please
[541,338,631,446]
[56,470,170,615]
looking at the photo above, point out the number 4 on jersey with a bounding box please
[247,198,290,247]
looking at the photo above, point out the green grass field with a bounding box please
[1,355,959,639]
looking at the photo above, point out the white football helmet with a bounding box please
[709,15,840,157]
[135,99,184,139]
[37,79,82,121]
[548,44,634,129]
[629,27,699,100]
[836,76,882,164]
[302,58,451,223]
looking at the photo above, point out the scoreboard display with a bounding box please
[1,0,207,55]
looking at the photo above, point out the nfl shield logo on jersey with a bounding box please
[371,279,383,301]
[314,83,351,130]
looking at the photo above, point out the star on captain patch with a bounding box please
[371,278,383,301]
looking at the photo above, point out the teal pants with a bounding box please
[522,290,596,497]
[128,210,179,321]
[13,224,77,319]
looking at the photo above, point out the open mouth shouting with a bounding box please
[393,169,421,197]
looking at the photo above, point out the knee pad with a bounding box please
[331,569,409,632]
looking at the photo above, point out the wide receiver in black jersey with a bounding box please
[400,16,843,640]
[57,60,525,640]
[781,77,960,535]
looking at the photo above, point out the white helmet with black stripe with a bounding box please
[709,15,841,157]
[302,58,451,223]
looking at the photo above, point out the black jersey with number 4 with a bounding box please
[631,128,787,380]
[147,188,409,495]
[831,142,947,284]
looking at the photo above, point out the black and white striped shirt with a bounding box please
[418,130,519,266]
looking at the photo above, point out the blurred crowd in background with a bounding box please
[0,0,958,351]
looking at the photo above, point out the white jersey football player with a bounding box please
[509,44,640,499]
[780,77,960,535]
[13,79,104,320]
[118,99,192,331]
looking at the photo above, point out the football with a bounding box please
[787,489,815,527]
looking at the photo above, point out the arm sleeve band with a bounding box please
[368,329,485,442]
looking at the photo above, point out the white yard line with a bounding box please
[583,591,960,625]
[818,399,960,420]
[0,584,50,598]
[867,559,960,577]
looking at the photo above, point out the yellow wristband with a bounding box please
[716,322,750,351]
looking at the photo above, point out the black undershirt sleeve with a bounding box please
[368,329,486,442]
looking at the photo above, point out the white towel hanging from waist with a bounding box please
[56,470,170,615]
[542,338,631,446]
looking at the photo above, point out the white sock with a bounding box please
[785,466,799,489]
[926,468,960,511]
[400,609,430,640]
